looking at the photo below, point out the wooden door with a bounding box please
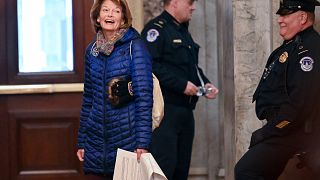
[0,0,94,179]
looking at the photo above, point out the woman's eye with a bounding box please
[113,9,120,13]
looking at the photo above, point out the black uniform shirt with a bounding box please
[141,11,210,109]
[253,26,320,139]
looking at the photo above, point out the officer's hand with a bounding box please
[204,83,219,99]
[249,128,265,149]
[184,81,198,96]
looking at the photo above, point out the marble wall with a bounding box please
[127,0,144,31]
[233,0,273,161]
[143,0,163,23]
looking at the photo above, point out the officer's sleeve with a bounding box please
[197,66,210,84]
[141,24,164,60]
[141,23,188,93]
[194,43,210,84]
[261,50,320,139]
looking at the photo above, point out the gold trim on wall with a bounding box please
[0,83,84,95]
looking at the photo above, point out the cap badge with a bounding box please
[300,57,314,72]
[146,29,159,42]
[279,51,288,63]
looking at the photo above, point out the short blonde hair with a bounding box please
[90,0,132,33]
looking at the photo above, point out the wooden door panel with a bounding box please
[7,93,84,180]
[0,96,10,180]
[16,119,76,173]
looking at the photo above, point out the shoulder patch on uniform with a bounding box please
[146,29,159,42]
[300,56,314,72]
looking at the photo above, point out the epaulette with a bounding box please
[294,35,309,55]
[153,19,167,29]
[296,35,314,72]
[298,47,309,55]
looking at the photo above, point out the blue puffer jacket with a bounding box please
[77,27,153,175]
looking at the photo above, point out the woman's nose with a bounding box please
[107,11,113,17]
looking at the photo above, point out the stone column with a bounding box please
[143,0,163,23]
[315,8,320,31]
[127,0,144,32]
[233,0,273,161]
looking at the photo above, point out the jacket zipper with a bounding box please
[128,46,133,137]
[128,106,132,136]
[103,58,107,174]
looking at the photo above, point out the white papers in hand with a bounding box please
[113,148,167,180]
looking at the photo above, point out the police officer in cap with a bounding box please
[141,0,219,179]
[235,0,320,179]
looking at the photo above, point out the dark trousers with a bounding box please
[234,141,301,180]
[151,103,195,180]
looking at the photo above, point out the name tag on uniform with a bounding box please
[173,39,182,43]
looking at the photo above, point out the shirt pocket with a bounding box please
[170,41,191,64]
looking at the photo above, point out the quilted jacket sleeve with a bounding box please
[77,46,93,149]
[130,39,153,150]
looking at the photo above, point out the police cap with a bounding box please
[276,0,320,15]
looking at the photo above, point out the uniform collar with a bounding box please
[283,25,314,44]
[296,25,314,38]
[161,10,189,30]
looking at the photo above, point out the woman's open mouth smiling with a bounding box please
[105,20,115,24]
